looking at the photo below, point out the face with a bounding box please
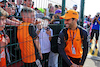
[21,12,35,24]
[0,16,6,31]
[26,0,32,7]
[64,18,75,28]
[73,7,77,10]
[57,13,61,17]
[48,3,52,8]
[17,0,23,5]
[50,6,54,13]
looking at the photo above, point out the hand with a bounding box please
[37,24,42,30]
[70,63,79,67]
[46,29,51,36]
[39,53,43,60]
[5,7,12,15]
[5,35,10,43]
[1,37,8,46]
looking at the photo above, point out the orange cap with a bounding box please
[60,10,79,19]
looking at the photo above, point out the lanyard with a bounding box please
[69,29,77,46]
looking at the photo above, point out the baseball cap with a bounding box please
[37,8,45,13]
[73,5,77,7]
[42,16,51,21]
[60,10,79,19]
[55,9,62,14]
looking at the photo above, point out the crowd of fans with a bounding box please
[0,0,100,67]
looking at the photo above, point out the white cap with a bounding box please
[73,5,77,7]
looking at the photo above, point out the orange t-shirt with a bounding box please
[65,28,83,58]
[17,23,36,63]
[0,49,6,67]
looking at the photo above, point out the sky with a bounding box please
[33,0,100,18]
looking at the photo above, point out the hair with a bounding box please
[0,7,9,17]
[21,7,35,13]
[55,5,58,8]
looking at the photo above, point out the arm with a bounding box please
[6,18,21,26]
[92,17,96,24]
[58,32,72,66]
[79,31,88,66]
[29,24,43,60]
[34,38,43,60]
[5,34,10,43]
[46,28,53,41]
[36,24,42,35]
[58,32,79,67]
[96,17,100,24]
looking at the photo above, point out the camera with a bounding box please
[96,15,99,17]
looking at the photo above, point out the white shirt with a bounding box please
[37,28,53,54]
[16,5,23,16]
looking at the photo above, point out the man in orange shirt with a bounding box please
[17,7,43,67]
[58,10,88,67]
[0,7,10,67]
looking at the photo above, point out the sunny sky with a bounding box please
[33,0,100,18]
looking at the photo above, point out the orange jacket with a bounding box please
[17,23,36,63]
[0,49,6,67]
[65,28,83,58]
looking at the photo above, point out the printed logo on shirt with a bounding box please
[1,51,5,59]
[58,37,61,44]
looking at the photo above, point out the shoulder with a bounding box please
[59,27,68,36]
[29,23,35,27]
[60,27,68,33]
[77,25,88,37]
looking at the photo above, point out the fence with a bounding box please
[0,0,81,67]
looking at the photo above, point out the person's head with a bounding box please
[17,0,23,5]
[49,6,54,13]
[48,3,52,8]
[42,16,51,24]
[21,7,35,24]
[73,5,77,11]
[0,7,9,30]
[60,10,79,28]
[55,5,58,11]
[55,9,62,16]
[59,5,62,9]
[24,0,32,7]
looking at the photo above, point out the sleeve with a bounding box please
[80,30,88,65]
[29,24,38,40]
[50,28,53,37]
[58,31,72,66]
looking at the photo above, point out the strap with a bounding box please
[62,28,68,42]
[78,27,84,40]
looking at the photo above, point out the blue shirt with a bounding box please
[92,17,100,30]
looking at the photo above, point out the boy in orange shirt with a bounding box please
[17,7,43,67]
